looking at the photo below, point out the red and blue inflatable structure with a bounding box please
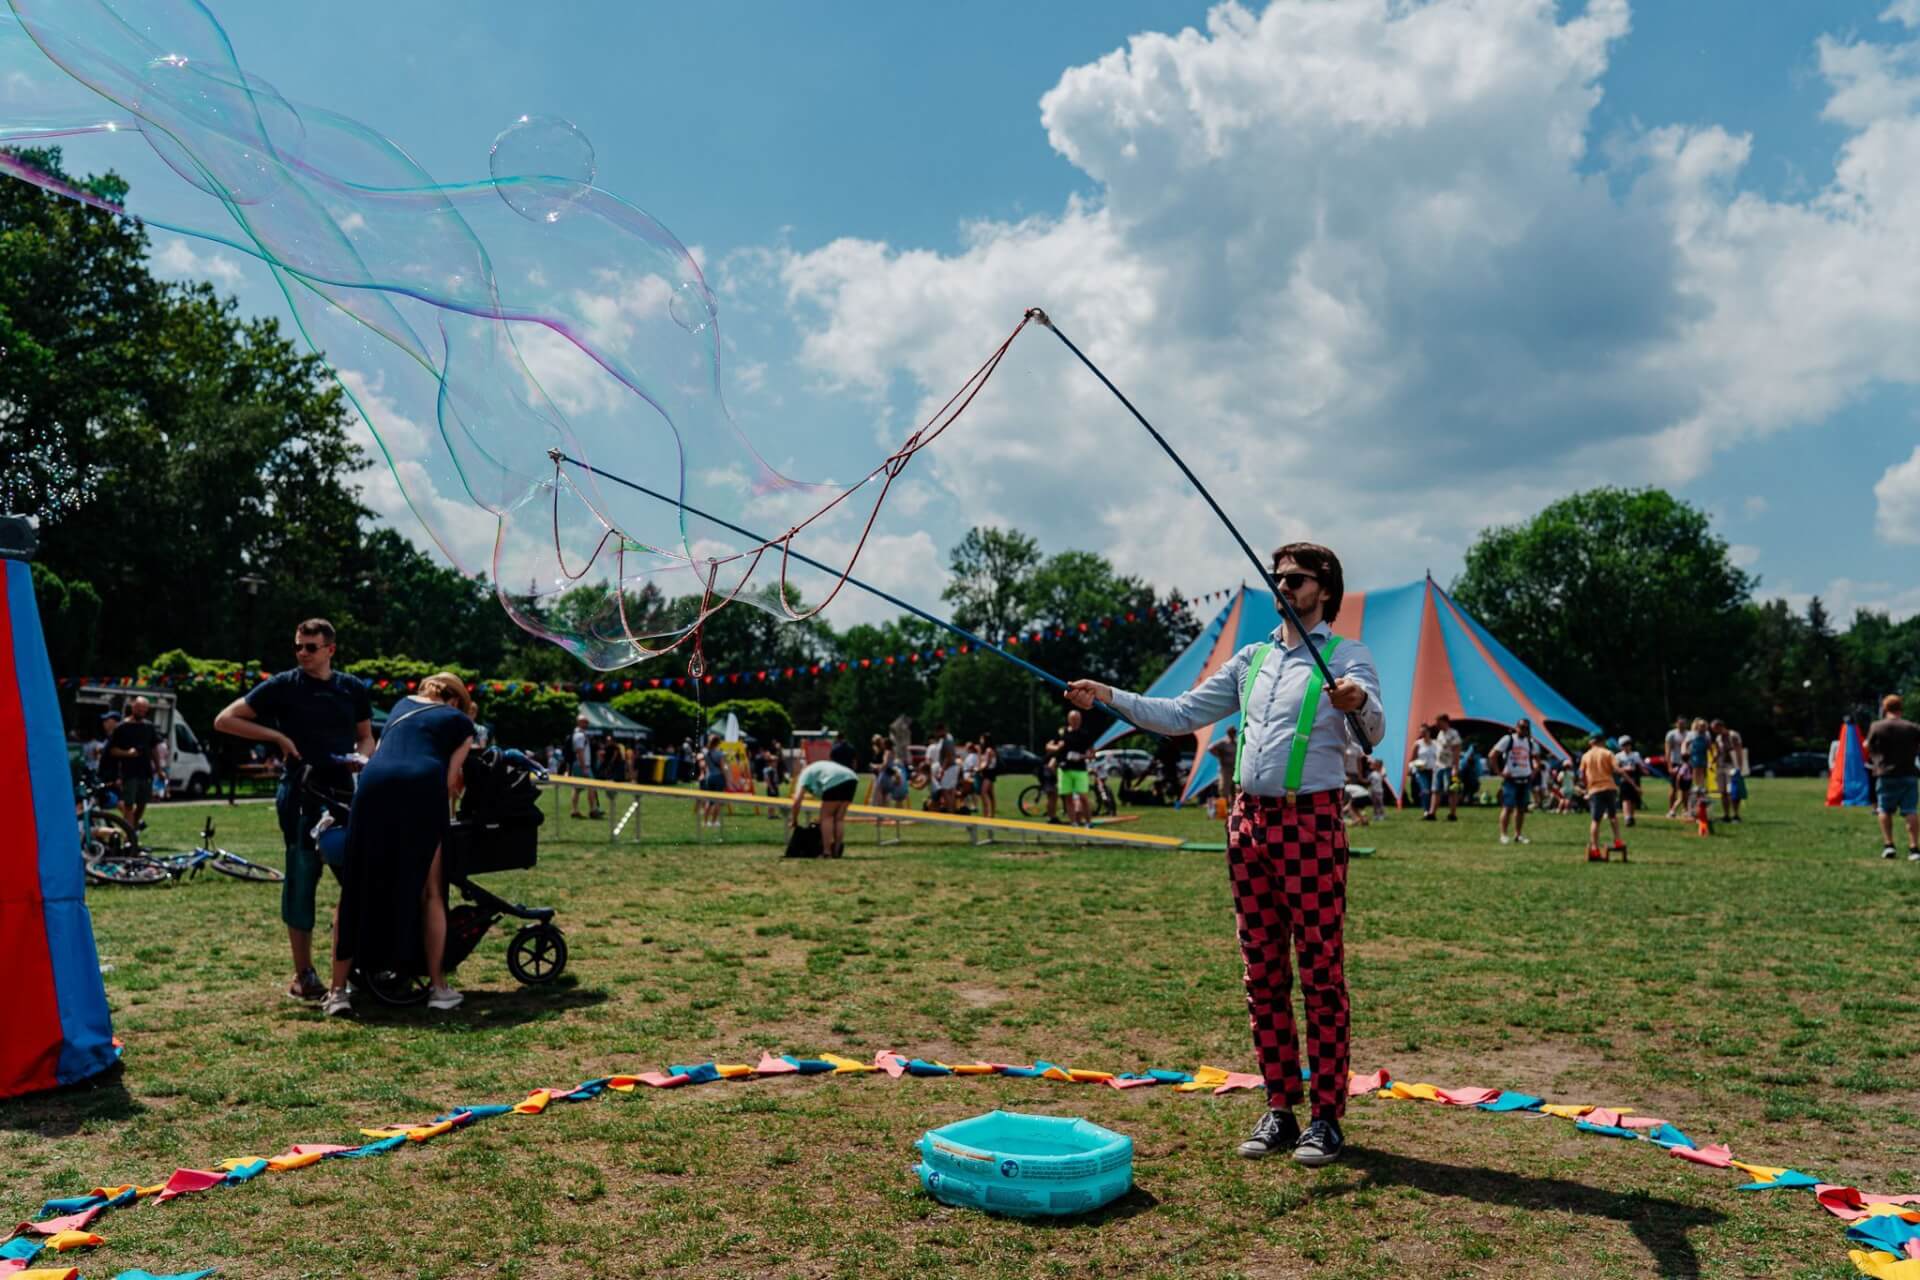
[1099,577,1600,804]
[1,553,117,1100]
[1825,720,1871,808]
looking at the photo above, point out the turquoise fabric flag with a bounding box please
[1737,1169,1821,1191]
[1480,1092,1543,1112]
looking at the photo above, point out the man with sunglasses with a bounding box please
[1067,543,1384,1168]
[216,618,373,1001]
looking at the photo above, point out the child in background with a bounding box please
[1367,758,1386,822]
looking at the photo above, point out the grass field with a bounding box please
[3,776,1917,1279]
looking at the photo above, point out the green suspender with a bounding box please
[1233,643,1272,786]
[1235,636,1345,792]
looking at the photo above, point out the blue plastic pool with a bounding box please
[915,1110,1133,1217]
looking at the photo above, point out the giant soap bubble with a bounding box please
[0,0,1005,670]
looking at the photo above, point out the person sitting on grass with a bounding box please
[788,757,859,858]
[1579,737,1626,862]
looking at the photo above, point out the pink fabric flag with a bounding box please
[1437,1087,1499,1106]
[1619,1115,1669,1130]
[635,1071,692,1088]
[1906,1240,1920,1260]
[1347,1069,1391,1096]
[1585,1107,1625,1128]
[1107,1077,1158,1090]
[872,1051,906,1079]
[754,1053,799,1076]
[1817,1185,1920,1220]
[1212,1072,1264,1095]
[153,1167,227,1202]
[1670,1143,1734,1169]
[15,1205,105,1235]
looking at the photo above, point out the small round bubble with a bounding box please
[489,114,595,223]
[668,280,713,334]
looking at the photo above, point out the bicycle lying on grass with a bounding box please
[83,815,284,887]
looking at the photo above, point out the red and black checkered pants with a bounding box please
[1228,789,1350,1120]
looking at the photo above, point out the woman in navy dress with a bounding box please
[326,673,475,1015]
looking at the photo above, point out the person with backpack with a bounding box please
[1067,542,1384,1169]
[1489,719,1538,846]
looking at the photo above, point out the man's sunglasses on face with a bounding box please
[294,641,326,654]
[1274,572,1317,591]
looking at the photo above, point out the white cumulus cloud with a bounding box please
[764,0,1920,597]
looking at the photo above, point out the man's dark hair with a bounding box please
[1271,542,1345,622]
[296,618,336,644]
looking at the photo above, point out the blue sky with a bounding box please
[7,0,1920,634]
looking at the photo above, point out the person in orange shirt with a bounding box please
[1580,738,1627,862]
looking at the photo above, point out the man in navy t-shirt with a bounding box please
[215,618,373,1001]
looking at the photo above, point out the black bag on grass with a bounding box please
[784,824,824,859]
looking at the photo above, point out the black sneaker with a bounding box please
[1884,845,1899,860]
[1236,1109,1300,1159]
[1293,1117,1345,1166]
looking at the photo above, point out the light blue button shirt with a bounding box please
[1105,621,1386,798]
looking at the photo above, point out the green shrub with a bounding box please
[609,688,704,745]
[479,683,579,753]
[707,697,793,745]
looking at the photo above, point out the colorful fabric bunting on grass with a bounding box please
[3,1049,1905,1280]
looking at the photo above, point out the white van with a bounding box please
[74,685,215,799]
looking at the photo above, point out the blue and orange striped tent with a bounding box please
[1099,579,1600,804]
[1,556,116,1100]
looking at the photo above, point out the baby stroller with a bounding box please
[345,748,568,1006]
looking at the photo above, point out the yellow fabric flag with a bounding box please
[267,1150,329,1172]
[42,1231,103,1252]
[513,1090,554,1114]
[1539,1103,1595,1120]
[1731,1161,1787,1182]
[1848,1249,1920,1278]
[1389,1082,1444,1102]
[1174,1066,1231,1092]
[821,1053,877,1075]
[715,1063,754,1079]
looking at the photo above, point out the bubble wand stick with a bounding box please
[1025,308,1373,752]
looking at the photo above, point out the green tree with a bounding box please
[609,688,704,745]
[479,684,578,753]
[942,526,1040,640]
[340,531,505,671]
[29,562,102,676]
[822,619,939,746]
[1451,488,1754,735]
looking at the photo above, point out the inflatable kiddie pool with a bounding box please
[915,1111,1133,1217]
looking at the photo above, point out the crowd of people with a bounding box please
[1316,713,1763,861]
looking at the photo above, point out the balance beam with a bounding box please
[545,775,1186,849]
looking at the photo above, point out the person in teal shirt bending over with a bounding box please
[788,758,859,858]
[1068,542,1385,1168]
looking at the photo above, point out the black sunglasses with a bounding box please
[293,641,326,654]
[1274,572,1317,590]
